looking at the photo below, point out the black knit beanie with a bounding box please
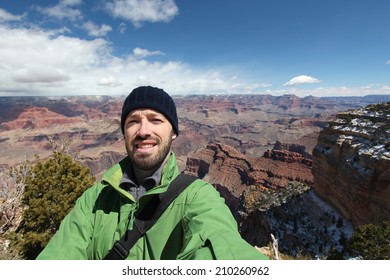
[121,86,179,135]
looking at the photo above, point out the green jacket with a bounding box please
[37,153,268,260]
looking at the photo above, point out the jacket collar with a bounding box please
[101,151,180,201]
[119,162,163,191]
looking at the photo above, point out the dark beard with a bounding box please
[127,134,173,171]
[132,144,171,170]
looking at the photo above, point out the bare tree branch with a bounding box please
[0,161,30,234]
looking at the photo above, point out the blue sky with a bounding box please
[0,0,390,97]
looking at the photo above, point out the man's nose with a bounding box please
[138,119,152,136]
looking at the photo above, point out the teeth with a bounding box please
[138,144,154,148]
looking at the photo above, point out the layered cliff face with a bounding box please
[185,143,313,214]
[312,102,390,227]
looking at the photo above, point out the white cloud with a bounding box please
[0,20,387,97]
[0,21,263,96]
[82,21,112,37]
[386,60,390,65]
[283,75,321,86]
[0,24,110,94]
[260,85,390,97]
[105,0,179,27]
[118,22,127,34]
[0,7,388,97]
[97,76,123,87]
[12,65,71,83]
[36,0,83,21]
[0,21,231,96]
[132,48,165,58]
[0,8,25,22]
[361,83,382,89]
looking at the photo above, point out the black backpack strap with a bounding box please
[103,173,197,260]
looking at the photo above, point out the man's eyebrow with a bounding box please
[128,111,165,118]
[150,113,165,117]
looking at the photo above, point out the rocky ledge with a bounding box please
[312,102,390,227]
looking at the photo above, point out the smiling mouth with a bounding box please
[135,142,157,152]
[137,143,155,148]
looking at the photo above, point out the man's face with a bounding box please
[124,108,177,170]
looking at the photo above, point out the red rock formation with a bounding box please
[263,149,312,167]
[185,143,314,211]
[0,107,82,130]
[312,102,390,227]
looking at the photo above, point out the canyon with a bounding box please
[0,94,389,259]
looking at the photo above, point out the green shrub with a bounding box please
[347,221,390,260]
[17,151,95,259]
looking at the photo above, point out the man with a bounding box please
[37,86,268,260]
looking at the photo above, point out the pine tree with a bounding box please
[17,150,95,259]
[347,221,390,260]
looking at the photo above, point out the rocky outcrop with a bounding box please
[263,149,312,167]
[185,143,313,213]
[273,140,313,159]
[312,102,390,227]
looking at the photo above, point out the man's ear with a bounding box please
[172,133,177,140]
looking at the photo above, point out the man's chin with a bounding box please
[128,144,171,171]
[133,157,160,171]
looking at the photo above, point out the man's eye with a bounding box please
[151,119,163,124]
[126,120,139,126]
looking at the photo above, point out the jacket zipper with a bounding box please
[127,203,138,230]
